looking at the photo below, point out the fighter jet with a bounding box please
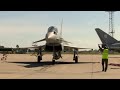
[95,28,120,52]
[31,25,91,64]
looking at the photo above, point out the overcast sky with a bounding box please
[0,11,120,49]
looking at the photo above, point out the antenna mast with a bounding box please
[106,11,116,37]
[60,19,63,37]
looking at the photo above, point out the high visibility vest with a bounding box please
[102,49,108,59]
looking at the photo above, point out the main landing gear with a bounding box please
[73,49,78,63]
[52,59,55,64]
[37,55,42,63]
[73,56,78,63]
[37,49,42,63]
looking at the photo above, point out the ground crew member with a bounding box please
[98,44,109,72]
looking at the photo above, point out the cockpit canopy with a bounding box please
[48,26,58,34]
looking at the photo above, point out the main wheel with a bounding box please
[52,60,55,64]
[37,56,41,63]
[75,56,78,63]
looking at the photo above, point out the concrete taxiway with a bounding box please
[0,54,120,79]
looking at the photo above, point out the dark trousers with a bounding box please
[102,59,108,72]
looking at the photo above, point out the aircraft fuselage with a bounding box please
[44,26,63,52]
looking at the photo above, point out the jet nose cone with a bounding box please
[47,32,55,39]
[48,34,54,39]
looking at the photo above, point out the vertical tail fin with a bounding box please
[59,19,72,45]
[95,28,118,44]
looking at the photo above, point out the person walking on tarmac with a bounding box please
[98,44,109,72]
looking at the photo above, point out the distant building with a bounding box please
[0,46,4,48]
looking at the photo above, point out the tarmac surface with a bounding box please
[0,54,120,79]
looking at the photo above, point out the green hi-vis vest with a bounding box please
[102,49,109,59]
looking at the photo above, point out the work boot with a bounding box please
[105,68,107,72]
[102,68,104,71]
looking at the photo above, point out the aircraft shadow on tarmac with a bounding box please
[9,61,100,68]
